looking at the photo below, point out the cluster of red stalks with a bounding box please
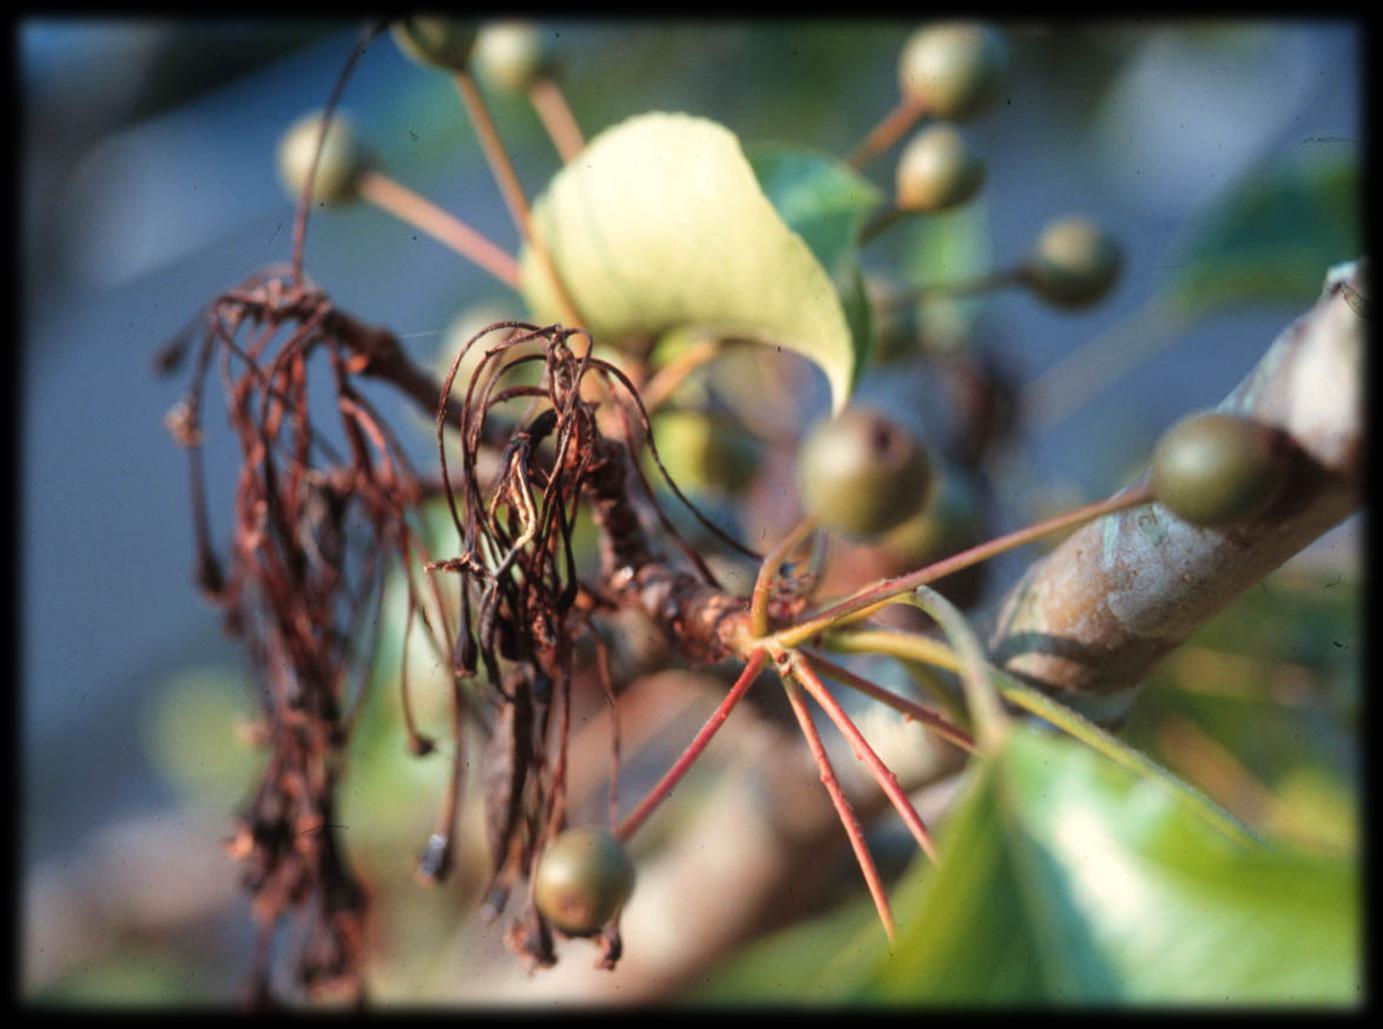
[155,20,1161,1004]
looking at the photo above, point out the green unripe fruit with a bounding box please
[475,22,549,93]
[797,409,932,540]
[899,23,1008,121]
[881,464,981,566]
[392,17,478,72]
[649,411,759,496]
[277,112,371,205]
[533,828,636,936]
[1151,412,1286,526]
[896,125,985,213]
[1024,216,1123,309]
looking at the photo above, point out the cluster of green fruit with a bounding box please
[277,19,552,205]
[795,406,1290,560]
[888,24,1122,310]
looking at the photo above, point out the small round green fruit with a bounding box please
[797,409,932,539]
[474,22,549,93]
[898,23,1007,121]
[895,125,985,213]
[277,112,371,205]
[1024,216,1122,309]
[533,828,636,936]
[392,17,478,72]
[880,464,982,566]
[649,411,759,496]
[1151,412,1286,526]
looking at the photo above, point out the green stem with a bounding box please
[749,516,817,638]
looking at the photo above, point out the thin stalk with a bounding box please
[858,205,912,246]
[774,483,1155,649]
[528,75,585,162]
[616,649,767,842]
[802,650,975,753]
[781,674,895,942]
[791,656,940,863]
[749,516,817,638]
[1026,295,1190,429]
[846,95,928,170]
[883,267,1025,308]
[824,628,960,675]
[641,337,722,414]
[902,587,1008,751]
[452,70,584,330]
[357,170,521,288]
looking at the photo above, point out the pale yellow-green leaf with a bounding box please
[520,112,856,413]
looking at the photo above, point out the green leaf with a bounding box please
[745,143,881,280]
[1165,152,1359,319]
[990,665,1257,845]
[747,143,881,381]
[860,726,1360,1005]
[519,113,870,412]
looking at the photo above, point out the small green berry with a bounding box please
[533,828,636,936]
[277,112,371,205]
[880,464,982,566]
[1024,216,1123,309]
[392,17,478,72]
[1151,412,1286,526]
[650,410,759,496]
[895,125,985,213]
[899,23,1007,121]
[474,21,549,94]
[797,409,932,540]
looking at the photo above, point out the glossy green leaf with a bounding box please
[863,727,1360,1004]
[990,665,1257,845]
[745,143,881,279]
[747,143,881,379]
[697,722,1358,1005]
[1165,153,1359,318]
[519,113,868,412]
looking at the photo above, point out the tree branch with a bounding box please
[987,260,1365,719]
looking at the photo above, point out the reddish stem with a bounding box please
[356,170,522,288]
[791,657,939,864]
[528,76,586,162]
[615,649,767,842]
[781,676,896,942]
[845,94,928,170]
[802,650,976,754]
[779,483,1155,647]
